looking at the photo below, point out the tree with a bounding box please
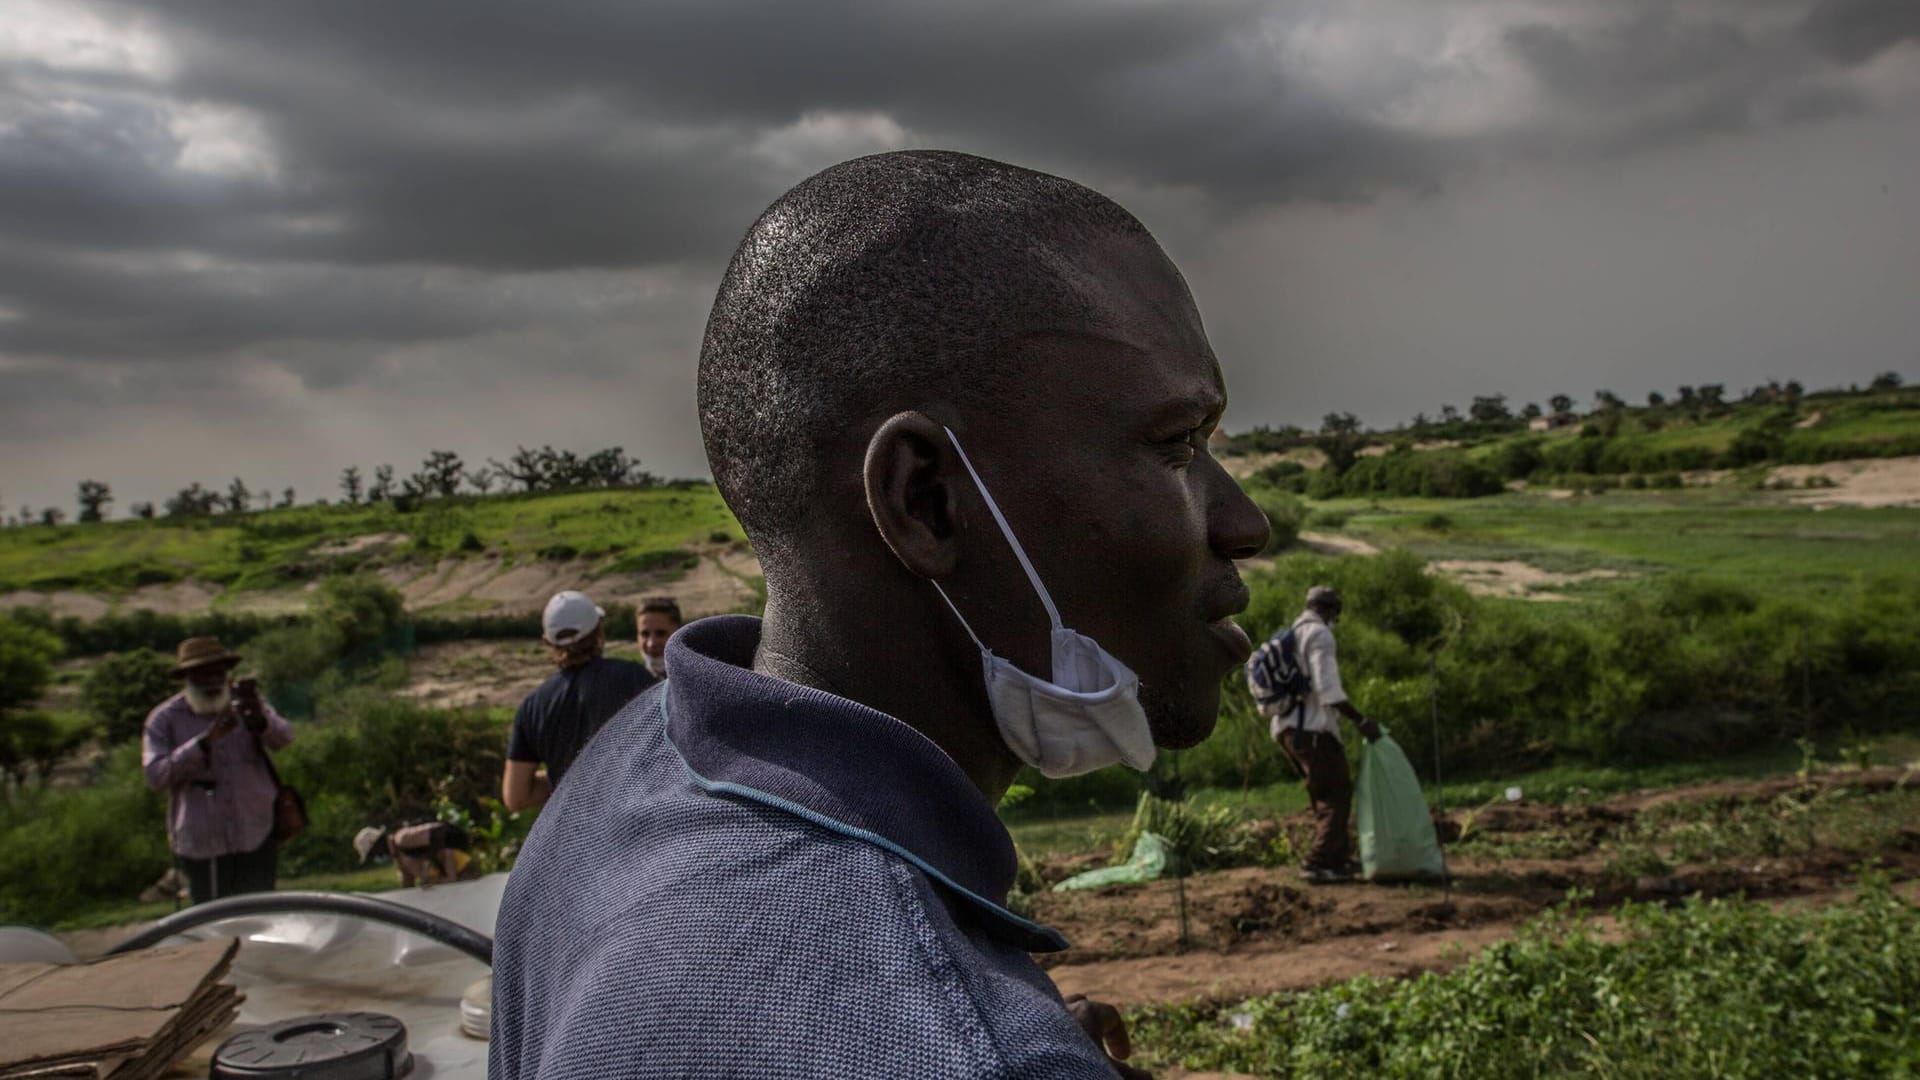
[38,508,64,527]
[340,465,364,504]
[1439,404,1461,424]
[467,467,496,496]
[419,450,466,498]
[1316,412,1365,476]
[1469,394,1511,424]
[76,480,112,523]
[1784,380,1804,405]
[1593,389,1624,412]
[1521,402,1543,420]
[1698,384,1726,409]
[279,487,296,508]
[81,649,177,744]
[225,477,252,514]
[489,446,548,491]
[130,501,155,520]
[0,617,61,716]
[1549,394,1574,415]
[165,483,220,517]
[1647,391,1666,408]
[1869,371,1903,393]
[368,465,395,503]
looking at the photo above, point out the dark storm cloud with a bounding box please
[1,0,1914,513]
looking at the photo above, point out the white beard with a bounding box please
[185,684,232,716]
[644,654,668,678]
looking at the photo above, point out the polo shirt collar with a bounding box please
[663,615,1067,953]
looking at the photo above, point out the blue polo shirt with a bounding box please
[490,615,1118,1079]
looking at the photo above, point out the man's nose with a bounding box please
[1208,463,1270,560]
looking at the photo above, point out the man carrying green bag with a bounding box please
[1356,730,1448,882]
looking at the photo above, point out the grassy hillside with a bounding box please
[1313,488,1920,598]
[0,484,742,595]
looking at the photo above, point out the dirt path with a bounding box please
[1036,767,1919,1009]
[1295,532,1378,557]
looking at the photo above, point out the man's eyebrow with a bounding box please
[1142,391,1225,431]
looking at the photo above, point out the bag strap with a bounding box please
[244,717,286,790]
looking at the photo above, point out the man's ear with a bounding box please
[864,411,960,578]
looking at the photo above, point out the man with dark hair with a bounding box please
[635,595,681,678]
[492,150,1269,1078]
[500,590,654,811]
[1265,585,1380,884]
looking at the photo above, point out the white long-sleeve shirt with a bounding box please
[1291,610,1350,739]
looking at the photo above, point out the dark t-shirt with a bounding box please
[508,657,656,788]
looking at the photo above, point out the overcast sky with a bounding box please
[3,0,1917,516]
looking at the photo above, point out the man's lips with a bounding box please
[1207,616,1254,665]
[1205,575,1255,664]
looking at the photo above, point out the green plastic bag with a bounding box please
[1356,732,1447,882]
[1051,831,1169,891]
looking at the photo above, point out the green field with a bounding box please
[1314,487,1920,598]
[0,484,742,596]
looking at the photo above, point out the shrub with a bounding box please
[0,744,169,924]
[1254,493,1307,554]
[1306,508,1351,529]
[1486,439,1543,481]
[275,691,513,876]
[81,649,178,744]
[1131,883,1920,1079]
[1113,792,1256,873]
[1337,450,1503,499]
[0,615,62,714]
[313,575,407,655]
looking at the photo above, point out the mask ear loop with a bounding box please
[942,427,1065,632]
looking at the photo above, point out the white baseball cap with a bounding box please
[543,590,605,644]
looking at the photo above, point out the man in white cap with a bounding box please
[500,591,655,811]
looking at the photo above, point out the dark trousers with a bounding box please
[180,834,278,905]
[1279,728,1353,871]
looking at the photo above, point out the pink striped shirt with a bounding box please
[141,692,296,859]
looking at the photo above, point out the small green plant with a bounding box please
[1114,792,1256,874]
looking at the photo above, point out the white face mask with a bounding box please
[930,427,1157,779]
[184,683,231,717]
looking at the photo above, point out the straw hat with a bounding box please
[171,636,243,678]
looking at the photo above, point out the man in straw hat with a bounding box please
[141,636,295,904]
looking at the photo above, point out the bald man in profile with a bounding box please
[491,151,1270,1079]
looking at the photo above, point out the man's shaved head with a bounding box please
[698,150,1154,571]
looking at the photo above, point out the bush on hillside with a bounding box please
[81,649,179,744]
[6,606,303,660]
[1254,493,1307,555]
[0,616,61,716]
[274,691,512,876]
[1335,450,1503,499]
[0,744,169,924]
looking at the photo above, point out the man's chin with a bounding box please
[1142,686,1220,750]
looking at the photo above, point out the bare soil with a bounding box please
[1773,455,1920,509]
[1429,559,1625,601]
[1038,767,1920,1010]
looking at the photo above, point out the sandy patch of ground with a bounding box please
[310,531,409,557]
[0,581,221,619]
[1357,439,1459,458]
[1220,448,1327,479]
[1430,559,1623,600]
[1773,455,1920,509]
[397,637,654,710]
[1295,532,1379,558]
[1795,410,1824,429]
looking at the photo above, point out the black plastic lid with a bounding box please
[210,1012,412,1080]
